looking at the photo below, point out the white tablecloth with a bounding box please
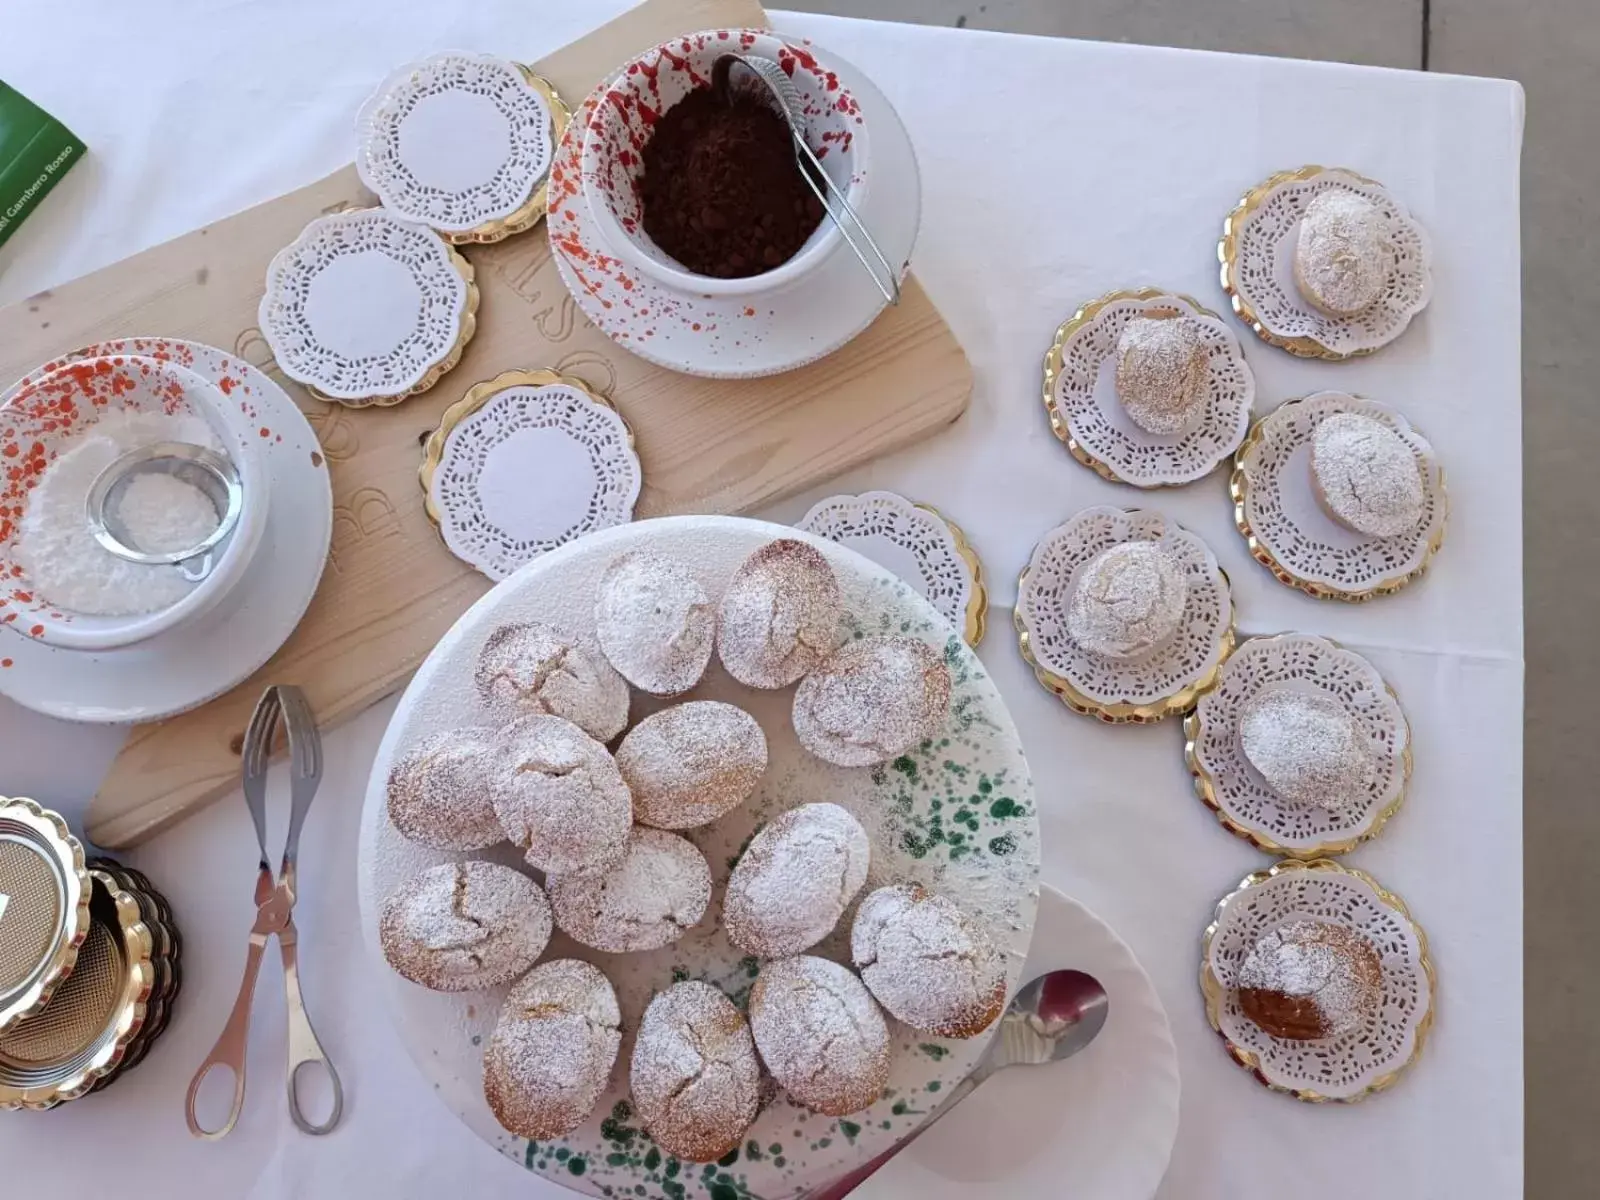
[0,3,1524,1197]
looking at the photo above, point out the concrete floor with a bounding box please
[789,1,1593,1195]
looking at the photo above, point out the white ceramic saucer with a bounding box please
[547,35,921,379]
[904,884,1181,1200]
[0,339,331,724]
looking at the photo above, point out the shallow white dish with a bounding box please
[906,884,1180,1200]
[357,516,1040,1199]
[0,339,331,724]
[548,33,920,379]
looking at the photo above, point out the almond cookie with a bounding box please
[792,636,950,768]
[547,827,712,953]
[851,883,1006,1038]
[723,802,870,959]
[717,539,844,689]
[749,955,890,1116]
[491,715,633,877]
[630,981,760,1162]
[475,621,630,741]
[385,727,502,851]
[379,861,551,992]
[484,959,622,1138]
[616,701,767,830]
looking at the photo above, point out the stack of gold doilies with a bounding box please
[0,797,182,1110]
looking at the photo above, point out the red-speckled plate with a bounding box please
[0,339,330,723]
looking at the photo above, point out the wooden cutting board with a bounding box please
[0,0,971,849]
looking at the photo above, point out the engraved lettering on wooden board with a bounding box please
[553,349,619,398]
[232,327,361,460]
[329,486,404,575]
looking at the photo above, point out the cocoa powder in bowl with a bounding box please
[639,87,825,279]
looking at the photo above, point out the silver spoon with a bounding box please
[802,969,1110,1199]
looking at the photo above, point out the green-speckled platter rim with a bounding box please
[356,515,1041,1199]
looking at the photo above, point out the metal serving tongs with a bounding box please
[186,685,343,1139]
[712,52,901,306]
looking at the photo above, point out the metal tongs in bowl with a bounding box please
[185,684,343,1139]
[712,53,901,306]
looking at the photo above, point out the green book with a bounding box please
[0,82,85,250]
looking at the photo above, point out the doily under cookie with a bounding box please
[1219,165,1433,360]
[1231,392,1447,602]
[1201,859,1434,1102]
[1015,506,1235,723]
[1043,288,1255,488]
[1184,633,1410,856]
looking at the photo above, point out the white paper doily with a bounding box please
[1202,860,1434,1102]
[1185,634,1410,856]
[797,492,987,644]
[1232,393,1447,602]
[1220,166,1433,360]
[1044,290,1255,487]
[356,52,560,241]
[259,207,477,406]
[421,370,640,581]
[1015,507,1235,722]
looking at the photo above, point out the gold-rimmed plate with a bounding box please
[260,207,481,410]
[1183,632,1412,856]
[356,53,570,245]
[1014,506,1236,723]
[0,869,154,1109]
[1042,287,1255,489]
[1231,393,1447,602]
[1201,858,1434,1103]
[0,797,91,1035]
[1218,165,1433,361]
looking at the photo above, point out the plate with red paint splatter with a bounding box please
[0,339,330,724]
[547,31,920,379]
[0,353,269,651]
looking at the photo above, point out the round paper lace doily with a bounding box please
[1232,392,1447,602]
[1015,506,1235,722]
[1220,166,1433,360]
[420,370,641,581]
[356,52,566,243]
[259,208,478,407]
[1043,289,1255,487]
[1201,859,1434,1102]
[1184,634,1410,856]
[797,491,987,645]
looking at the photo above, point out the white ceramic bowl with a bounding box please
[0,354,269,651]
[581,29,869,298]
